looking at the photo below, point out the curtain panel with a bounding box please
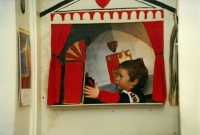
[47,24,72,105]
[143,21,166,103]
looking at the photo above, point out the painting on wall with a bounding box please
[18,28,31,105]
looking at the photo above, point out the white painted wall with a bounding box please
[179,0,200,135]
[0,0,37,135]
[14,0,32,135]
[0,0,200,135]
[0,1,17,135]
[39,0,179,135]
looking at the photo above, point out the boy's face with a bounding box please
[115,68,135,91]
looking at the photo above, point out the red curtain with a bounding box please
[47,24,72,105]
[143,21,166,103]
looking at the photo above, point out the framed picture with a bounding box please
[18,28,31,105]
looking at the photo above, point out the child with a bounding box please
[83,58,148,103]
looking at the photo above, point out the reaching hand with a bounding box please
[83,83,100,99]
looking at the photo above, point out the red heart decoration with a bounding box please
[95,0,110,8]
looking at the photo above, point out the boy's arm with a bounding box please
[83,83,142,103]
[83,83,120,103]
[97,90,120,103]
[98,90,141,103]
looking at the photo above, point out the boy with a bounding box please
[83,58,148,103]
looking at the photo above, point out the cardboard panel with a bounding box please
[64,61,85,104]
[106,50,132,83]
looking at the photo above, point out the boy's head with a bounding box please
[117,58,148,89]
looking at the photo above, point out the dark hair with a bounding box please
[118,58,148,88]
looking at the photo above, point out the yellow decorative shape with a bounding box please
[65,58,76,61]
[74,42,82,56]
[118,50,131,63]
[107,57,111,61]
[66,47,79,57]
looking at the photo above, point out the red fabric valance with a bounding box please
[143,21,166,103]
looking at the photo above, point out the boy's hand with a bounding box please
[83,83,99,99]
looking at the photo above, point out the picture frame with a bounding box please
[17,28,31,105]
